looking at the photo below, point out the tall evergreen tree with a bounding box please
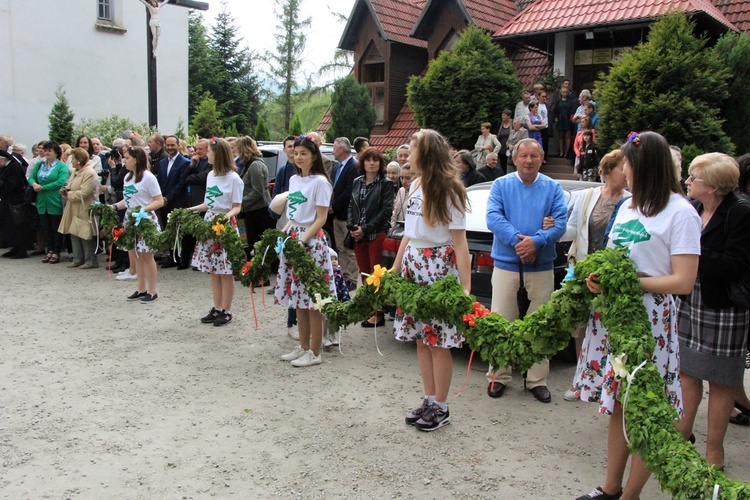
[265,0,311,132]
[407,26,523,149]
[188,11,220,120]
[190,93,224,138]
[714,31,750,155]
[254,115,271,141]
[597,13,732,153]
[48,84,75,145]
[328,76,376,140]
[209,2,261,134]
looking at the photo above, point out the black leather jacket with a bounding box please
[347,175,394,237]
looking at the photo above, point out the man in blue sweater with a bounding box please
[485,139,567,403]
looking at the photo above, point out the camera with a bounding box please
[109,148,121,161]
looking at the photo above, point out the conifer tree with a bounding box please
[289,114,303,136]
[254,115,271,141]
[48,84,75,145]
[190,93,223,138]
[328,76,375,141]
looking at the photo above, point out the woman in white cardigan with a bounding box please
[560,149,629,401]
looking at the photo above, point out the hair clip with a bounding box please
[627,132,640,146]
[126,145,134,151]
[296,134,310,142]
[211,137,219,144]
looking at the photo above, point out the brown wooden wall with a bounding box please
[425,0,468,59]
[387,44,427,130]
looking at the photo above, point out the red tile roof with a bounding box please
[369,102,420,151]
[464,0,519,31]
[712,0,750,32]
[371,0,428,47]
[510,48,553,89]
[495,0,738,38]
[317,108,332,140]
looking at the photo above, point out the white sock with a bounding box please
[434,401,447,411]
[425,395,435,404]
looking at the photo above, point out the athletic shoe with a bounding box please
[330,329,340,346]
[323,335,333,348]
[280,346,306,361]
[117,269,137,281]
[415,403,450,432]
[564,389,580,401]
[201,308,220,324]
[405,398,430,426]
[213,311,232,326]
[575,487,623,500]
[288,325,299,341]
[127,291,148,301]
[291,349,322,367]
[140,293,158,304]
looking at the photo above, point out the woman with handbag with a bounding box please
[59,148,98,269]
[28,141,69,264]
[675,153,750,470]
[560,150,628,402]
[347,147,394,327]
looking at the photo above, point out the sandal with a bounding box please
[41,252,52,263]
[48,254,60,264]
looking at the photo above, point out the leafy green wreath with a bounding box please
[87,206,749,497]
[244,231,749,499]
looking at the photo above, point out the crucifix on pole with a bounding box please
[138,0,208,128]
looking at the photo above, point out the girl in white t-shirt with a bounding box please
[392,129,471,432]
[111,146,164,304]
[577,131,700,500]
[188,138,244,327]
[276,136,336,368]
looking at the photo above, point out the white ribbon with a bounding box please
[374,321,384,356]
[713,484,720,500]
[172,222,181,263]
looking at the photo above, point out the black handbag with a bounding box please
[23,184,37,204]
[724,202,750,309]
[8,203,31,225]
[343,232,355,250]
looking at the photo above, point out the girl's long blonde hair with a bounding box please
[410,129,467,226]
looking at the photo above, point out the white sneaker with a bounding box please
[291,349,322,367]
[280,346,306,361]
[323,336,333,348]
[564,389,580,401]
[287,325,299,341]
[330,330,340,346]
[116,269,137,281]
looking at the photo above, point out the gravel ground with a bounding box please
[1,255,748,498]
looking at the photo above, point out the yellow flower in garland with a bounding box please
[365,264,388,292]
[212,221,226,236]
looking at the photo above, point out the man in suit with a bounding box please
[329,137,359,289]
[157,135,190,268]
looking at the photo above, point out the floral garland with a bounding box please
[242,234,749,499]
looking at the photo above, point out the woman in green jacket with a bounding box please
[28,141,69,264]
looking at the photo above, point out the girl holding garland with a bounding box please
[576,131,700,500]
[392,129,471,432]
[276,135,336,368]
[188,137,244,327]
[110,146,164,303]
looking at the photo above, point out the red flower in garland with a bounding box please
[241,261,252,276]
[472,301,490,318]
[111,227,124,241]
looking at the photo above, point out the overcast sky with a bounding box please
[203,0,357,86]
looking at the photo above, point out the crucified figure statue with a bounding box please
[138,0,169,57]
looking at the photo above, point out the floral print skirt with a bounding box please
[585,292,682,416]
[121,210,160,253]
[394,244,464,349]
[274,225,335,310]
[191,210,238,275]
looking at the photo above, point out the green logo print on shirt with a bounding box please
[123,185,138,206]
[611,219,651,247]
[205,185,223,209]
[287,191,308,219]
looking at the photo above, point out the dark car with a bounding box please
[382,179,603,306]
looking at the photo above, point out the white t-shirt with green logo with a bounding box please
[123,170,162,210]
[204,171,243,213]
[608,193,700,277]
[286,174,332,225]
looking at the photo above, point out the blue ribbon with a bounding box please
[92,201,101,206]
[133,209,151,226]
[562,263,576,283]
[275,237,285,258]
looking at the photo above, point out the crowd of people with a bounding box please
[2,74,750,494]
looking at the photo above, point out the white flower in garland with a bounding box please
[611,353,629,381]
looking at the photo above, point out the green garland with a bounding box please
[242,234,749,499]
[89,204,250,285]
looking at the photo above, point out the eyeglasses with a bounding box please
[687,174,704,183]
